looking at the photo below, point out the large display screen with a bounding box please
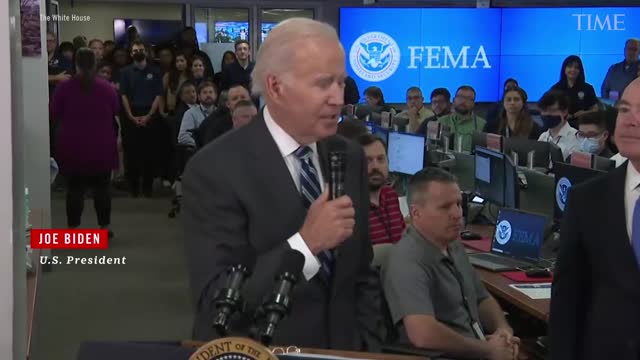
[340,7,640,102]
[341,8,502,102]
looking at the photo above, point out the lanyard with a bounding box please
[373,205,393,243]
[443,256,484,339]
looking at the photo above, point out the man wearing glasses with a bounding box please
[395,87,434,133]
[574,112,614,158]
[415,88,452,135]
[438,85,486,152]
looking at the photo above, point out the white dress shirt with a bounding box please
[624,161,640,241]
[264,106,325,280]
[612,153,628,167]
[537,121,580,161]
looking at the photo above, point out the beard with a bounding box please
[368,171,386,191]
[454,105,471,115]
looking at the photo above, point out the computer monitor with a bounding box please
[503,138,563,168]
[552,161,607,224]
[471,132,488,154]
[474,146,519,208]
[387,132,426,175]
[474,146,506,206]
[365,122,374,133]
[492,208,547,262]
[371,125,389,144]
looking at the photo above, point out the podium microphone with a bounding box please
[212,247,256,337]
[257,249,305,346]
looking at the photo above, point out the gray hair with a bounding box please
[626,38,640,47]
[251,18,341,95]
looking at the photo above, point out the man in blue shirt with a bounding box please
[601,38,639,99]
[119,40,163,197]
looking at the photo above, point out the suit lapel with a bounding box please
[603,163,640,295]
[247,112,306,219]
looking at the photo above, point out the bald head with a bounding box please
[251,18,342,95]
[614,78,640,162]
[625,38,640,63]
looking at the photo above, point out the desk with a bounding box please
[467,225,550,323]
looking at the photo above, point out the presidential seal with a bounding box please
[189,337,278,360]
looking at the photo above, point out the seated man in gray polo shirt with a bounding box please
[382,168,519,360]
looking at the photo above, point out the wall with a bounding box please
[22,0,51,227]
[57,1,182,42]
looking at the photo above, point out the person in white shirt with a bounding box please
[537,89,580,161]
[550,77,640,360]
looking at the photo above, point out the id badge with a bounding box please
[472,321,486,340]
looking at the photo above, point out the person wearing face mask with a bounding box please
[356,134,405,245]
[119,40,164,197]
[537,89,580,161]
[438,85,486,152]
[178,81,218,147]
[570,112,614,158]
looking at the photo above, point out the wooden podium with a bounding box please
[183,338,429,360]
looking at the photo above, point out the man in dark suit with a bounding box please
[550,77,640,360]
[182,18,383,350]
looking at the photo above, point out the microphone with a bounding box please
[328,140,347,200]
[212,247,256,337]
[257,249,305,346]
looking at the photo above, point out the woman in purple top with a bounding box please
[50,48,120,237]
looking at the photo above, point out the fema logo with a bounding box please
[349,32,401,82]
[495,220,512,245]
[556,177,572,212]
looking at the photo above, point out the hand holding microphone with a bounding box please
[299,187,354,255]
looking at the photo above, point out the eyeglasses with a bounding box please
[576,131,604,140]
[270,346,301,354]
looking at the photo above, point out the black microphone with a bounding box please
[328,140,347,200]
[212,247,256,337]
[257,249,305,346]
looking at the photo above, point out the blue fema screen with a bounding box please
[500,7,640,101]
[340,8,502,102]
[340,7,640,103]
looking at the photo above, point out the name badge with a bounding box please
[472,321,486,340]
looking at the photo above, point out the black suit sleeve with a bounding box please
[353,146,385,351]
[181,151,294,314]
[550,187,588,360]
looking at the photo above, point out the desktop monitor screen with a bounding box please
[113,19,183,47]
[492,208,547,262]
[214,21,249,43]
[553,161,606,222]
[388,132,425,175]
[371,125,389,144]
[474,146,506,207]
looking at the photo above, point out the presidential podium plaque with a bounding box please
[189,337,278,360]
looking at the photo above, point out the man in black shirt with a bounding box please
[220,40,255,91]
[119,40,163,197]
[47,31,72,97]
[415,88,452,135]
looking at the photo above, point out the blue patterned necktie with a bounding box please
[632,192,640,268]
[294,145,334,281]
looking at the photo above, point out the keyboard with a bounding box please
[469,253,533,271]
